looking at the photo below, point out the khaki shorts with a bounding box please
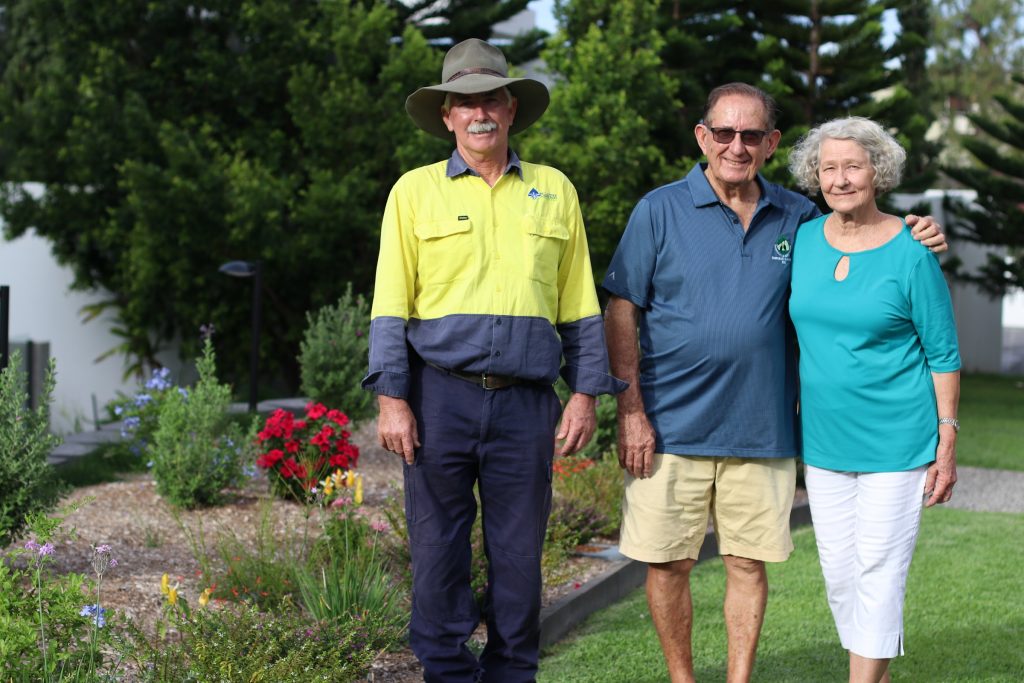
[619,454,796,563]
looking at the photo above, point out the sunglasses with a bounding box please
[706,127,770,145]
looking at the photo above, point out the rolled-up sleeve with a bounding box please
[908,253,961,372]
[361,181,418,398]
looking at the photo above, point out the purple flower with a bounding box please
[91,545,118,576]
[79,604,107,628]
[38,542,55,556]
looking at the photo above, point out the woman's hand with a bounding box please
[924,433,957,507]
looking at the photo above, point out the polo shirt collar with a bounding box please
[446,149,523,179]
[688,163,778,209]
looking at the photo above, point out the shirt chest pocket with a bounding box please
[523,217,568,285]
[413,219,473,285]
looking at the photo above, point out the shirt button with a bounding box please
[494,350,502,357]
[495,318,502,326]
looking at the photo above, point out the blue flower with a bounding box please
[113,405,124,416]
[79,604,106,628]
[133,393,153,408]
[145,367,173,392]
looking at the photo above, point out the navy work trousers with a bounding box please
[405,355,561,683]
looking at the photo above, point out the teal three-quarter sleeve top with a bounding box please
[788,215,961,473]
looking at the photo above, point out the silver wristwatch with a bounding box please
[938,417,960,433]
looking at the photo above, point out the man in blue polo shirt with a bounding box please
[603,83,945,683]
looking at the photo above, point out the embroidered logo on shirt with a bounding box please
[458,215,469,221]
[528,188,558,200]
[772,236,793,264]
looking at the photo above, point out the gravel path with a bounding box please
[944,465,1024,514]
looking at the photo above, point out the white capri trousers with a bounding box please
[805,464,929,659]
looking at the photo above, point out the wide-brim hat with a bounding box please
[406,38,550,140]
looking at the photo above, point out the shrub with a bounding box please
[150,339,247,508]
[1,508,119,681]
[254,403,360,501]
[122,598,398,683]
[298,284,374,423]
[296,505,405,630]
[180,498,305,609]
[549,454,623,548]
[0,351,62,544]
[106,366,184,465]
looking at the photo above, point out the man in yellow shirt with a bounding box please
[363,39,624,683]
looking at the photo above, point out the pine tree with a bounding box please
[520,0,683,277]
[880,0,942,190]
[943,75,1024,295]
[381,0,547,63]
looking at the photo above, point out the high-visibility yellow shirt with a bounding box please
[363,151,625,399]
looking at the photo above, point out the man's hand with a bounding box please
[377,395,420,465]
[555,393,597,457]
[617,411,656,479]
[906,214,948,253]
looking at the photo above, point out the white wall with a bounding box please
[0,227,187,434]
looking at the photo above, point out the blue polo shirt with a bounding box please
[603,164,819,457]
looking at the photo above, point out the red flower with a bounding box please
[306,402,327,420]
[255,449,284,469]
[326,409,349,427]
[310,425,335,452]
[284,440,301,453]
[279,457,302,479]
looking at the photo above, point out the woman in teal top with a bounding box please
[788,117,960,683]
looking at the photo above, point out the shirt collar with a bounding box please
[446,149,523,179]
[687,163,776,209]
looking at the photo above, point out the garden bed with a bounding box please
[40,419,612,682]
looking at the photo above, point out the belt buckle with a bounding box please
[481,373,497,390]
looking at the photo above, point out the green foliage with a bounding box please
[150,339,247,508]
[298,284,374,423]
[296,510,405,629]
[0,509,117,681]
[548,455,623,552]
[106,366,181,462]
[120,600,399,683]
[520,0,683,279]
[179,499,305,609]
[943,74,1024,294]
[0,1,444,391]
[539,509,1024,682]
[0,352,62,545]
[382,0,547,64]
[930,0,1024,119]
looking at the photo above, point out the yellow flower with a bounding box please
[320,476,334,496]
[160,573,170,595]
[167,586,178,605]
[345,470,355,488]
[354,473,364,505]
[198,587,213,607]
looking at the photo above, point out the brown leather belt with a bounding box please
[427,362,523,390]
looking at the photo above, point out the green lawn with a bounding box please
[539,508,1024,682]
[957,374,1024,471]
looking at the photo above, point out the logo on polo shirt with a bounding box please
[528,188,558,200]
[772,236,792,264]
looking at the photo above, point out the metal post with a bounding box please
[249,261,262,413]
[0,286,8,371]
